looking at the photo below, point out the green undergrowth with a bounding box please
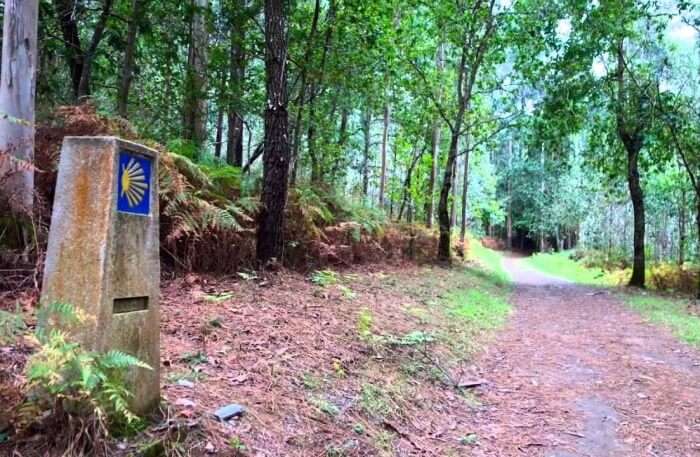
[524,250,612,286]
[467,237,510,285]
[623,293,700,347]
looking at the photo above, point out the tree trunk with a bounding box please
[214,106,224,158]
[53,0,83,100]
[459,127,471,242]
[117,0,143,118]
[362,108,371,198]
[616,39,646,288]
[696,195,700,299]
[438,131,459,261]
[506,140,513,249]
[77,0,115,99]
[183,0,209,151]
[226,0,246,167]
[625,143,646,287]
[679,185,686,265]
[427,43,444,228]
[379,104,390,208]
[257,0,290,264]
[450,155,458,228]
[0,0,38,213]
[289,0,320,184]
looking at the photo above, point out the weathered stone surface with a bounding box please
[213,403,246,421]
[41,136,160,414]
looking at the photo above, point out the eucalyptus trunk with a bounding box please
[0,0,39,213]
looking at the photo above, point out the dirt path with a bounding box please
[466,256,700,457]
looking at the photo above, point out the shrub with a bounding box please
[16,303,150,455]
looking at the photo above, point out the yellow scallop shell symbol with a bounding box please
[120,158,148,207]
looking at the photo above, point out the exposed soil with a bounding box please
[465,256,700,456]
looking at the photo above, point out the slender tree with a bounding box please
[117,0,145,118]
[183,0,209,150]
[257,0,291,263]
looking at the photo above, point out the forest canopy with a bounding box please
[0,0,698,294]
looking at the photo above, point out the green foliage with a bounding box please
[0,304,26,345]
[356,308,374,341]
[359,383,392,419]
[309,396,340,417]
[228,436,247,454]
[311,269,339,287]
[21,303,151,441]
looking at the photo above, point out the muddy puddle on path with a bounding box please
[464,256,700,457]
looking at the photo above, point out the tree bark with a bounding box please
[53,0,83,100]
[438,131,460,261]
[214,106,224,158]
[289,0,320,184]
[362,108,371,198]
[624,140,646,287]
[616,40,646,288]
[0,0,38,213]
[379,103,390,208]
[117,0,143,118]
[427,43,444,228]
[679,178,687,265]
[506,139,513,249]
[226,0,246,167]
[257,0,290,264]
[459,122,471,242]
[183,0,209,151]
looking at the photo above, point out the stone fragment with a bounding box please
[213,403,246,421]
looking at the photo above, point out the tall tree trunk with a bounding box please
[79,0,114,98]
[183,0,209,151]
[427,43,444,228]
[506,139,513,249]
[214,106,224,158]
[117,0,143,118]
[450,155,458,228]
[257,0,290,264]
[226,4,247,167]
[427,121,440,227]
[616,40,646,288]
[679,185,686,265]
[226,0,246,167]
[53,0,83,100]
[289,0,321,184]
[459,121,471,242]
[0,0,38,213]
[624,142,646,287]
[438,131,460,261]
[362,108,371,198]
[696,195,700,299]
[379,103,390,208]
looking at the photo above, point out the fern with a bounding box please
[0,304,26,345]
[20,302,152,446]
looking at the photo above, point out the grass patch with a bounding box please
[446,288,510,331]
[524,250,612,286]
[624,293,700,347]
[468,237,509,284]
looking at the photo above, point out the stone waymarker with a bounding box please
[41,137,160,413]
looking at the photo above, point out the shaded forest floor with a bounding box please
[3,252,700,456]
[1,257,513,456]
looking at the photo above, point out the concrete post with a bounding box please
[41,137,160,414]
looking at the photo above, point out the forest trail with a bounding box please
[466,255,700,457]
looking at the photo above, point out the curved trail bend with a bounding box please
[466,256,700,457]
